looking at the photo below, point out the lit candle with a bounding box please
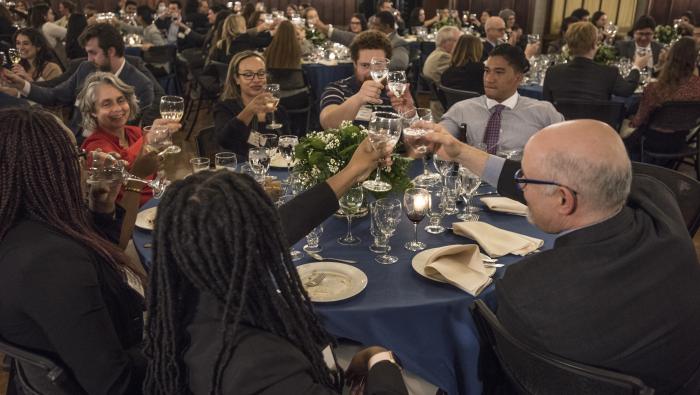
[414,193,429,213]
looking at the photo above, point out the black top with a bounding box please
[208,32,273,64]
[495,160,700,394]
[214,98,291,158]
[0,209,146,395]
[440,62,485,94]
[542,56,640,102]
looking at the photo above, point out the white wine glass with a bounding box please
[402,108,441,188]
[403,188,430,252]
[264,84,283,130]
[159,96,185,121]
[369,57,389,84]
[8,48,21,65]
[387,70,407,98]
[373,198,402,264]
[458,165,481,220]
[143,125,181,156]
[248,147,270,182]
[337,184,364,245]
[87,153,169,198]
[362,112,402,192]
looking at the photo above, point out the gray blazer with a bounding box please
[614,40,663,65]
[329,29,410,71]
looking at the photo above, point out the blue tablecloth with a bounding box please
[133,164,555,394]
[302,62,355,101]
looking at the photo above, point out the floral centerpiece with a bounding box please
[294,121,412,194]
[432,16,461,31]
[593,44,619,65]
[654,25,678,45]
[306,28,327,46]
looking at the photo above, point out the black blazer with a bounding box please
[182,182,408,394]
[542,57,640,102]
[440,62,485,94]
[615,40,663,65]
[494,159,700,394]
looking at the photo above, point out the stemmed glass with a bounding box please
[337,184,364,245]
[433,152,456,183]
[264,84,283,130]
[278,135,298,186]
[248,147,270,182]
[143,125,181,156]
[7,48,21,65]
[362,112,402,192]
[402,108,441,188]
[261,133,278,158]
[0,52,7,67]
[458,166,481,220]
[369,200,388,253]
[87,153,169,198]
[369,57,389,84]
[303,225,324,253]
[387,71,407,98]
[373,198,402,264]
[425,186,445,234]
[403,188,430,251]
[159,96,185,121]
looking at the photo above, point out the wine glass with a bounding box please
[441,173,461,215]
[248,147,270,182]
[87,153,169,198]
[190,157,210,173]
[373,198,402,264]
[369,57,389,84]
[264,84,283,130]
[0,52,7,67]
[402,108,441,188]
[159,96,185,121]
[215,152,237,171]
[362,112,402,192]
[261,133,278,158]
[458,166,481,220]
[369,200,388,254]
[8,48,21,65]
[303,224,324,253]
[527,34,540,44]
[433,152,456,183]
[425,186,445,235]
[337,184,364,245]
[404,188,430,251]
[143,125,182,156]
[387,71,407,98]
[278,135,298,193]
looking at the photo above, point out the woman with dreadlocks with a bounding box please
[144,139,408,394]
[0,107,154,394]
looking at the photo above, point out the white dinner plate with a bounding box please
[411,245,496,284]
[270,153,296,169]
[297,262,368,302]
[135,207,157,230]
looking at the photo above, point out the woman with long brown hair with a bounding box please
[11,27,62,82]
[0,107,152,394]
[440,34,485,93]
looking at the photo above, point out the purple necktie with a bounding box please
[483,104,505,154]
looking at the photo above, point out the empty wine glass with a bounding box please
[373,198,402,264]
[387,70,407,98]
[402,108,441,188]
[337,184,364,245]
[369,200,388,254]
[87,153,169,198]
[261,133,278,158]
[248,147,270,182]
[143,125,181,156]
[264,84,283,130]
[303,224,324,253]
[369,57,389,84]
[215,152,237,171]
[190,157,210,173]
[458,166,481,220]
[278,135,298,193]
[362,112,402,192]
[425,186,445,234]
[159,96,185,121]
[404,188,430,251]
[442,173,461,215]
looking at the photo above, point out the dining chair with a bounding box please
[195,125,223,163]
[469,300,655,395]
[142,44,181,95]
[553,99,626,132]
[631,161,700,236]
[438,85,481,110]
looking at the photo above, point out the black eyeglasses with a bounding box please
[514,168,578,195]
[237,70,267,80]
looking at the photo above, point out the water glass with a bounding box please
[373,198,402,264]
[369,200,389,254]
[303,225,324,253]
[338,185,364,245]
[425,186,446,234]
[215,152,237,171]
[190,157,210,173]
[458,166,481,220]
[442,173,461,215]
[248,147,270,182]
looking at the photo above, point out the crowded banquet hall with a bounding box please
[2,0,700,393]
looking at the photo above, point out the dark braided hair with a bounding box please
[144,170,342,395]
[0,107,145,282]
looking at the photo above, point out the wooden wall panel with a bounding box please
[647,0,700,26]
[424,0,536,32]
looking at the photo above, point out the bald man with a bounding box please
[482,16,506,60]
[423,119,700,393]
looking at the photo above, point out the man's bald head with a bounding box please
[485,16,506,42]
[525,120,632,216]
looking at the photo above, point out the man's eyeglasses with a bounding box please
[513,168,578,195]
[237,70,267,80]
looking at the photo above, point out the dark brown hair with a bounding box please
[349,30,392,62]
[451,34,483,67]
[657,37,697,96]
[264,19,301,69]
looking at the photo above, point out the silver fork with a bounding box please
[304,273,326,288]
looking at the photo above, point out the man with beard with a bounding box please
[320,30,408,130]
[0,23,153,136]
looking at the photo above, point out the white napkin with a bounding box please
[423,244,495,296]
[481,197,528,216]
[452,221,543,257]
[318,59,338,66]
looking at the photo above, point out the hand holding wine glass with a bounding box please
[362,112,402,192]
[264,84,283,130]
[159,96,185,121]
[369,57,389,85]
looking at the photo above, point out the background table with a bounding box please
[302,61,354,100]
[133,164,555,394]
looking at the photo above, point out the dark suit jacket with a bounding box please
[494,159,700,394]
[542,57,640,102]
[614,40,663,65]
[481,40,496,62]
[183,182,407,395]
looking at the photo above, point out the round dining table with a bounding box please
[132,163,555,395]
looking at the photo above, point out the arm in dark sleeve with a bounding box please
[90,205,126,245]
[34,59,81,88]
[278,182,339,245]
[365,361,409,395]
[26,64,82,106]
[20,245,144,395]
[214,101,253,155]
[611,69,640,98]
[542,70,553,102]
[496,159,524,204]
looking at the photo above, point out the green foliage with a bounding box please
[654,25,678,45]
[593,44,619,65]
[306,28,327,46]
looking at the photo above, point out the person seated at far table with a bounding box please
[420,119,700,394]
[542,21,646,103]
[214,51,291,158]
[440,34,485,94]
[423,25,461,117]
[144,139,409,395]
[11,28,63,83]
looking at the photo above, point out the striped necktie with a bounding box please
[483,104,506,154]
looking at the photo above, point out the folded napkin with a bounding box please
[318,59,338,66]
[452,221,543,257]
[423,245,495,296]
[481,197,529,216]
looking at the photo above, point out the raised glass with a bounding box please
[362,112,402,192]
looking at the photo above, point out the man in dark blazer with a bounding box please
[543,21,647,102]
[2,23,154,135]
[423,119,700,394]
[615,15,663,66]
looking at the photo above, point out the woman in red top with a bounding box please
[78,71,180,206]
